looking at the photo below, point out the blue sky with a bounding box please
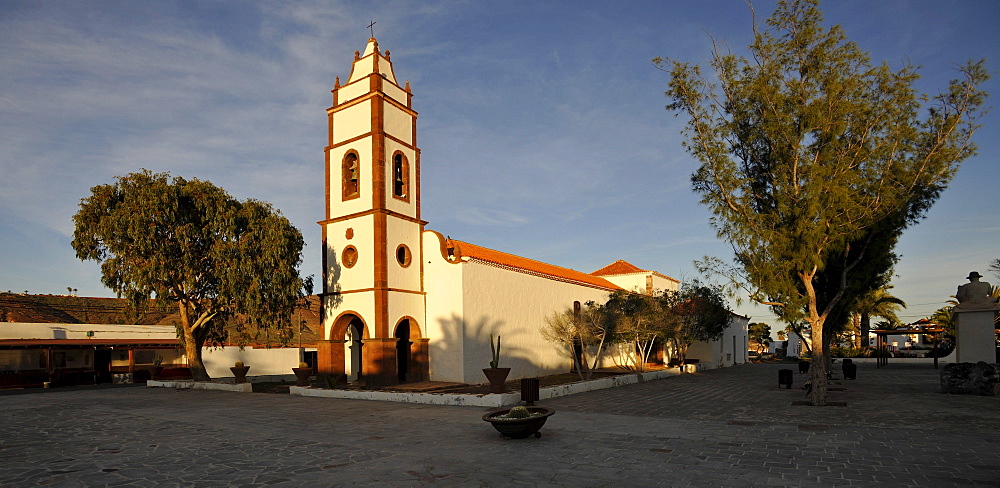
[1,0,997,326]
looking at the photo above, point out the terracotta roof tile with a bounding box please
[452,241,621,291]
[591,259,646,276]
[591,259,680,283]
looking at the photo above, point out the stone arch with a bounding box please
[329,312,370,341]
[393,316,427,383]
[329,312,369,383]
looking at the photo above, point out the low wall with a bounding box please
[201,346,303,379]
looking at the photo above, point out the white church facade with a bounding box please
[316,38,748,387]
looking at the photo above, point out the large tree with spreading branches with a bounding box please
[658,0,988,404]
[72,170,311,381]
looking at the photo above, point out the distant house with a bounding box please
[0,293,320,388]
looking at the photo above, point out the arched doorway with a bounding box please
[395,320,411,382]
[345,318,364,382]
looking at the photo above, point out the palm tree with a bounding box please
[852,286,907,347]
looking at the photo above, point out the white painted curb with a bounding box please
[289,368,689,407]
[147,380,253,393]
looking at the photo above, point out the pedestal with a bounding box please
[954,307,1000,364]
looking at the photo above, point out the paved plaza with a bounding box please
[1,361,998,487]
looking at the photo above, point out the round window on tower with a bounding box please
[396,244,412,268]
[342,246,358,268]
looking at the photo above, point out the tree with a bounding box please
[851,286,906,347]
[658,0,988,404]
[542,301,615,380]
[667,283,732,368]
[605,290,664,372]
[748,322,772,354]
[72,170,310,381]
[990,259,1000,280]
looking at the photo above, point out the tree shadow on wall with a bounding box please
[435,313,544,383]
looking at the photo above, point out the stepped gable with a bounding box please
[451,241,621,291]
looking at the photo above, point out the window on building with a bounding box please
[392,153,408,200]
[342,152,360,200]
[342,246,359,268]
[396,244,412,267]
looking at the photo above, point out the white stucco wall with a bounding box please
[686,315,749,367]
[459,262,612,384]
[337,79,368,104]
[383,102,412,145]
[328,141,375,217]
[601,273,679,295]
[332,100,371,145]
[201,346,304,379]
[602,274,648,293]
[324,214,375,293]
[650,274,680,293]
[423,231,466,382]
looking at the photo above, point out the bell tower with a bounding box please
[318,38,428,386]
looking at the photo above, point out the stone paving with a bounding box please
[1,361,998,487]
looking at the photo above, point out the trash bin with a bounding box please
[520,378,540,405]
[778,369,793,389]
[843,362,857,380]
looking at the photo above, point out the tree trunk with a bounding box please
[184,326,210,381]
[809,323,828,406]
[860,313,871,348]
[177,301,210,382]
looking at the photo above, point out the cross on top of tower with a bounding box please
[367,20,376,38]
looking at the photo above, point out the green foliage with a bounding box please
[489,334,501,369]
[658,0,988,404]
[748,322,772,353]
[829,346,874,358]
[72,170,309,380]
[541,301,615,380]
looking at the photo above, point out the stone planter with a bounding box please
[482,407,555,439]
[149,366,164,381]
[482,367,511,394]
[230,366,250,384]
[292,367,313,387]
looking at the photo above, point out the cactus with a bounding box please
[507,406,530,419]
[234,360,245,368]
[489,334,501,369]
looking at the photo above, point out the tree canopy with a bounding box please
[658,0,989,404]
[72,170,310,380]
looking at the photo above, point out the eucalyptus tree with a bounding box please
[658,0,988,404]
[72,170,310,381]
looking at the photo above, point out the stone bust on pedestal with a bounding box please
[955,271,999,310]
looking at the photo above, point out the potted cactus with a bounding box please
[230,360,250,384]
[292,361,313,387]
[149,354,165,380]
[482,405,555,439]
[482,334,511,394]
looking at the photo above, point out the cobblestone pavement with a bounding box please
[1,362,997,487]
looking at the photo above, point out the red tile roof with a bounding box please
[591,259,679,283]
[451,241,621,291]
[591,259,645,276]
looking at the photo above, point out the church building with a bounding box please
[316,38,747,387]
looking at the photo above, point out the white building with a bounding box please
[316,38,748,386]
